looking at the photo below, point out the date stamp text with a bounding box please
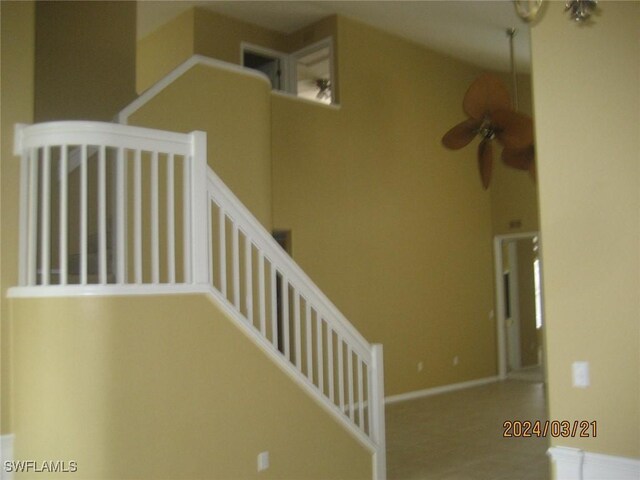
[503,420,597,438]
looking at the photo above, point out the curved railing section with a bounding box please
[11,121,386,479]
[13,121,208,292]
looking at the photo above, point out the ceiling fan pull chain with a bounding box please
[507,28,519,112]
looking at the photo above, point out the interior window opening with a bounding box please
[241,38,336,105]
[294,45,332,104]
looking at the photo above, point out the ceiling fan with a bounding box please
[441,31,535,189]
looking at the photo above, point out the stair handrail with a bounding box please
[206,166,386,477]
[206,168,372,359]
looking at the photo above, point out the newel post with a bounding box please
[15,124,28,286]
[371,343,387,480]
[190,131,209,285]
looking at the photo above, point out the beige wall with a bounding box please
[272,17,497,396]
[10,295,371,479]
[0,0,35,434]
[34,1,137,122]
[531,1,639,459]
[127,64,273,229]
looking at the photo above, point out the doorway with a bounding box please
[493,232,545,382]
[241,43,287,90]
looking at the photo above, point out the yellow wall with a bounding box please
[34,0,137,122]
[272,17,497,396]
[490,74,539,236]
[0,0,35,434]
[137,7,339,97]
[10,294,371,479]
[531,1,639,459]
[194,8,288,64]
[127,64,273,229]
[136,8,195,94]
[137,8,287,94]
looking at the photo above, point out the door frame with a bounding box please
[505,241,522,371]
[493,231,541,379]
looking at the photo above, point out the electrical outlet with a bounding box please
[572,361,590,388]
[257,451,269,472]
[453,356,459,366]
[417,361,424,372]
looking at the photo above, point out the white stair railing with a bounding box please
[12,121,386,478]
[206,168,386,473]
[14,121,208,289]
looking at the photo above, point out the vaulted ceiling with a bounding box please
[137,1,534,73]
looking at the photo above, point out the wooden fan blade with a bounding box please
[492,110,534,149]
[502,145,535,170]
[442,118,481,150]
[478,139,493,190]
[463,74,511,120]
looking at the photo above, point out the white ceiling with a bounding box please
[137,1,533,73]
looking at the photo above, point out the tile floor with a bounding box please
[386,380,549,480]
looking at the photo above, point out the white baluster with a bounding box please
[134,149,142,284]
[317,315,324,394]
[258,251,266,335]
[327,327,335,403]
[294,292,301,370]
[116,147,126,284]
[245,234,253,323]
[151,151,159,284]
[167,153,175,284]
[218,208,227,297]
[59,146,68,285]
[270,264,278,349]
[338,337,345,414]
[306,303,313,382]
[347,346,354,420]
[80,145,88,285]
[98,145,107,284]
[232,223,240,308]
[182,155,192,283]
[208,195,213,291]
[40,146,51,286]
[357,357,364,429]
[282,274,290,360]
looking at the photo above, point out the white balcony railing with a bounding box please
[14,121,207,289]
[11,121,386,479]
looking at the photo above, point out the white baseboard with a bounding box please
[385,376,499,404]
[0,434,15,480]
[548,446,640,480]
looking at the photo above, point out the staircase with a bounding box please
[11,120,386,479]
